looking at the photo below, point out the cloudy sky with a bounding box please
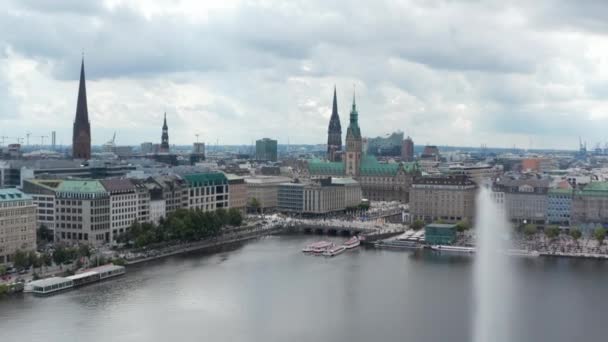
[2,0,608,149]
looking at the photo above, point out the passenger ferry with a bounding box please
[375,240,422,250]
[25,264,126,296]
[25,277,74,296]
[343,236,360,249]
[323,245,346,257]
[302,241,334,254]
[431,245,475,254]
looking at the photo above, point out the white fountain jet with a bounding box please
[473,187,515,342]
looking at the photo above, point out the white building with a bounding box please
[149,199,166,224]
[101,179,138,242]
[183,173,229,211]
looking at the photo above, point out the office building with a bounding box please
[183,173,229,211]
[54,180,110,247]
[256,138,278,162]
[402,136,414,162]
[410,175,477,223]
[0,189,37,265]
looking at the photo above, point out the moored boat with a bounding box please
[303,241,335,254]
[343,236,360,249]
[375,240,422,250]
[431,245,475,253]
[503,249,540,258]
[323,245,346,257]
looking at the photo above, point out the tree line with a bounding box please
[117,207,243,248]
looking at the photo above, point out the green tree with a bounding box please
[456,220,470,232]
[411,219,425,231]
[545,226,560,240]
[358,202,370,211]
[0,265,6,275]
[248,197,261,213]
[40,253,53,267]
[0,284,8,296]
[13,250,30,270]
[37,224,54,243]
[524,224,537,238]
[29,251,42,270]
[78,244,91,258]
[594,228,606,245]
[570,228,582,245]
[227,208,243,226]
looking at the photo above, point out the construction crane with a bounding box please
[2,136,24,145]
[32,135,49,147]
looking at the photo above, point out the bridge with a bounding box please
[283,218,405,237]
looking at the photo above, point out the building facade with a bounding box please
[184,173,229,211]
[54,180,110,247]
[546,188,573,226]
[278,178,362,214]
[493,178,550,224]
[571,182,608,225]
[22,179,62,239]
[410,175,477,223]
[256,138,278,162]
[402,137,414,162]
[227,174,247,213]
[278,183,305,212]
[101,179,138,242]
[0,189,37,265]
[150,175,188,214]
[245,176,292,211]
[72,58,91,160]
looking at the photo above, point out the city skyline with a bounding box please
[3,1,608,149]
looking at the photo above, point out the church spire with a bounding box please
[72,56,91,159]
[160,112,169,152]
[349,88,359,134]
[327,85,342,161]
[75,57,89,124]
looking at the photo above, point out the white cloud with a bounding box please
[2,0,608,149]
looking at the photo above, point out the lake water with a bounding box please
[1,235,607,342]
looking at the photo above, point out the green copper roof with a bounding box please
[57,180,106,194]
[308,159,345,176]
[548,188,573,195]
[184,173,228,187]
[0,188,31,202]
[576,182,608,197]
[346,93,361,139]
[308,156,420,176]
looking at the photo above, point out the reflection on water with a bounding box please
[1,235,607,342]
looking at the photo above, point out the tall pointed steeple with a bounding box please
[160,112,170,152]
[327,85,342,161]
[72,56,91,159]
[347,88,360,138]
[344,87,362,177]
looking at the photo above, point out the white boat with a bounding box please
[431,245,475,253]
[323,245,346,257]
[375,240,422,250]
[343,236,360,249]
[503,249,540,258]
[303,241,334,254]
